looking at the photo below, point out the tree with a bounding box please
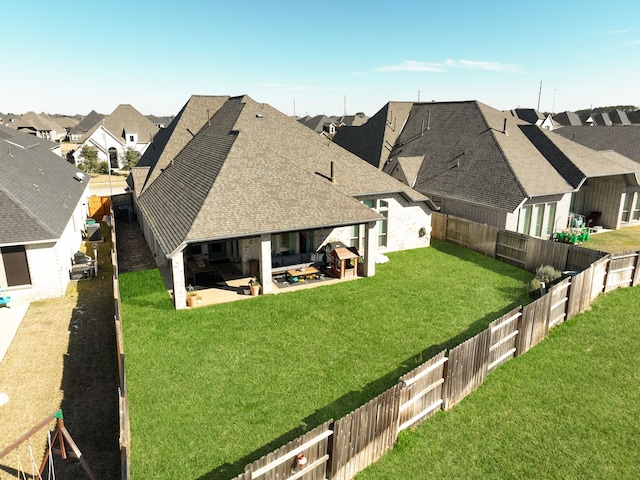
[79,146,99,173]
[120,147,141,171]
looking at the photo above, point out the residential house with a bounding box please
[131,95,435,309]
[609,109,631,126]
[590,112,613,127]
[0,126,91,304]
[15,112,67,142]
[298,115,340,136]
[0,113,21,126]
[333,112,369,127]
[334,100,640,236]
[146,114,174,128]
[552,125,640,227]
[511,108,557,131]
[68,110,104,142]
[72,104,158,170]
[627,110,640,125]
[553,111,583,126]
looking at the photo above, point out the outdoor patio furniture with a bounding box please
[0,290,10,307]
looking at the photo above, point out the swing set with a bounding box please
[0,410,95,479]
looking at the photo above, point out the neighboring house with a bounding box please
[553,111,583,126]
[333,112,369,127]
[146,114,174,128]
[15,111,67,142]
[609,109,631,126]
[590,112,613,126]
[298,115,340,136]
[552,125,640,228]
[334,100,640,236]
[627,110,640,125]
[0,126,90,304]
[1,113,20,126]
[68,110,104,142]
[72,104,158,170]
[131,95,435,309]
[552,125,640,164]
[511,108,557,131]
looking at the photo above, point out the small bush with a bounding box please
[97,161,110,174]
[535,265,561,284]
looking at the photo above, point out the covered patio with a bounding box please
[160,261,359,307]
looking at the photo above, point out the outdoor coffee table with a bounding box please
[286,266,319,282]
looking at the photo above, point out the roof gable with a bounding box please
[137,96,427,256]
[384,101,570,212]
[136,95,230,193]
[333,101,413,169]
[0,128,88,244]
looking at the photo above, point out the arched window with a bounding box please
[108,147,118,169]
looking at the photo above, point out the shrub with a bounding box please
[97,161,110,174]
[535,265,561,284]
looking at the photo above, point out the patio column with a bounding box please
[171,253,187,309]
[363,220,377,277]
[259,234,273,294]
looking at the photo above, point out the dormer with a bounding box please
[125,130,138,144]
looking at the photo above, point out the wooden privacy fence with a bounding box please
[105,209,638,480]
[88,195,111,218]
[226,246,639,480]
[109,207,130,480]
[432,212,609,273]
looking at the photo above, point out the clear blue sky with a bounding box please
[3,0,639,117]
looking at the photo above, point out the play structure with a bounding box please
[0,410,95,479]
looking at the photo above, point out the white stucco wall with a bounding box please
[72,126,151,170]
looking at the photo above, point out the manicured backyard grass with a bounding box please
[581,225,640,253]
[121,240,532,479]
[356,285,640,480]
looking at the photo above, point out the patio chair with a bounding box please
[586,211,602,229]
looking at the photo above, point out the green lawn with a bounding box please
[121,240,532,479]
[582,225,640,253]
[356,285,640,480]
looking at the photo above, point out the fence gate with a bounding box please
[398,351,447,432]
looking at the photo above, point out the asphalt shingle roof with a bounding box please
[383,101,571,212]
[333,101,413,169]
[0,127,88,245]
[80,104,157,145]
[137,96,428,256]
[552,125,640,164]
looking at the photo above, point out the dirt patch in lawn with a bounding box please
[0,223,120,479]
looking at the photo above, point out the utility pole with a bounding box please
[537,81,542,111]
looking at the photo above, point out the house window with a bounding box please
[622,192,640,223]
[1,245,31,287]
[129,135,135,142]
[349,224,366,252]
[271,233,296,256]
[108,147,118,169]
[518,202,558,238]
[518,206,532,235]
[362,199,388,247]
[632,194,640,221]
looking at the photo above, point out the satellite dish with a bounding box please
[75,172,86,182]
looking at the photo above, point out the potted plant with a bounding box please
[249,278,261,296]
[186,291,198,307]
